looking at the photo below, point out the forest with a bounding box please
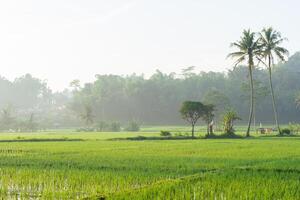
[0,52,300,130]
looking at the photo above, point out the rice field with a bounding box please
[0,128,299,199]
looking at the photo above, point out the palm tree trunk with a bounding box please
[268,56,281,134]
[246,66,254,137]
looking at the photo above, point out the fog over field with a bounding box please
[0,0,299,90]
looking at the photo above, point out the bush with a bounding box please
[281,128,291,135]
[288,123,300,134]
[76,127,94,132]
[124,121,140,132]
[160,131,171,137]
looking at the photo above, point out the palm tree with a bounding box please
[228,29,260,137]
[258,27,289,135]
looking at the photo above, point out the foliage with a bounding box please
[228,29,261,137]
[0,131,298,198]
[180,101,205,137]
[95,121,109,132]
[202,104,215,136]
[281,128,291,135]
[76,127,95,132]
[202,89,230,121]
[110,122,121,132]
[258,27,289,135]
[79,104,94,127]
[124,121,140,132]
[160,130,172,137]
[223,110,241,135]
[288,122,300,134]
[1,53,300,128]
[0,106,15,131]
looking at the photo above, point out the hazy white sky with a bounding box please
[0,0,299,90]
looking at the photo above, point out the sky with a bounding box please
[0,0,299,91]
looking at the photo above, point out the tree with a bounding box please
[0,106,14,131]
[80,104,94,127]
[180,101,205,138]
[228,29,261,137]
[202,104,215,136]
[181,66,196,78]
[26,113,38,132]
[69,79,81,91]
[202,89,230,123]
[223,110,241,135]
[258,27,289,134]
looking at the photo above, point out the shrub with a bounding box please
[222,110,241,135]
[124,121,140,132]
[76,127,94,132]
[281,128,291,135]
[160,131,171,137]
[288,123,300,134]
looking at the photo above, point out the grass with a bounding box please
[0,127,298,199]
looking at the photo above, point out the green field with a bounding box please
[0,129,299,199]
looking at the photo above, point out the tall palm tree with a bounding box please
[228,29,260,137]
[258,27,289,135]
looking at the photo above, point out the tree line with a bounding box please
[0,48,299,131]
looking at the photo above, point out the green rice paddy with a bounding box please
[0,128,299,199]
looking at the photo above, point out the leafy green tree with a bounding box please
[258,27,289,134]
[228,29,261,137]
[180,101,205,137]
[80,104,94,127]
[202,104,215,136]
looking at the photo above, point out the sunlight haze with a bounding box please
[0,0,299,90]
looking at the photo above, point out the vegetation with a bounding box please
[258,27,289,134]
[0,26,297,199]
[281,128,291,135]
[180,101,205,137]
[0,52,300,129]
[228,29,261,137]
[202,104,215,136]
[124,121,140,132]
[160,130,172,137]
[0,131,297,199]
[222,110,241,135]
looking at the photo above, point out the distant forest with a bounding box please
[1,52,300,129]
